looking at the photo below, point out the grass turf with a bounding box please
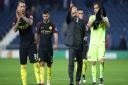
[0,58,128,85]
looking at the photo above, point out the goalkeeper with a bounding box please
[87,2,110,85]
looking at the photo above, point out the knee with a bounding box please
[92,61,96,65]
[100,58,105,64]
[39,62,45,67]
[47,63,52,67]
[68,63,74,69]
[69,60,74,65]
[77,61,82,66]
[21,64,27,69]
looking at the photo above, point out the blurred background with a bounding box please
[0,0,128,84]
[0,0,128,59]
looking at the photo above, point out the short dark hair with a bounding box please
[78,8,83,11]
[19,0,25,3]
[18,0,25,6]
[43,9,49,14]
[93,2,102,9]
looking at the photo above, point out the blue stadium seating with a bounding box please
[0,0,128,49]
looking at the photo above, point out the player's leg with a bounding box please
[76,48,82,85]
[28,47,41,85]
[99,59,104,85]
[46,49,53,85]
[20,48,27,85]
[39,61,45,85]
[88,44,98,85]
[98,45,105,85]
[68,48,75,85]
[82,58,87,83]
[33,62,41,85]
[38,49,46,85]
[92,61,97,85]
[47,63,52,85]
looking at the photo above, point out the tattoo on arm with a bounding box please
[21,15,33,25]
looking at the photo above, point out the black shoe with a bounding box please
[93,82,96,85]
[99,78,104,85]
[70,83,73,85]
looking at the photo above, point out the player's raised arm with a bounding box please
[12,8,21,32]
[12,19,20,32]
[87,15,96,29]
[21,15,33,25]
[18,0,33,25]
[102,7,110,28]
[102,17,110,28]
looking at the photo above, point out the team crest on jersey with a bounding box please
[49,26,52,30]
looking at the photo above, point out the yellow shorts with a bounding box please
[88,43,105,61]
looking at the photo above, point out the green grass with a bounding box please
[0,58,128,85]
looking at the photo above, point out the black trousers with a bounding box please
[68,47,83,83]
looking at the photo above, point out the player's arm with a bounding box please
[53,25,58,50]
[35,22,41,45]
[87,15,95,29]
[35,32,40,50]
[12,19,20,32]
[53,32,58,50]
[35,32,40,45]
[102,17,110,28]
[12,10,21,32]
[82,21,88,44]
[21,15,33,25]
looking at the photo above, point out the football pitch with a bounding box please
[0,58,128,85]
